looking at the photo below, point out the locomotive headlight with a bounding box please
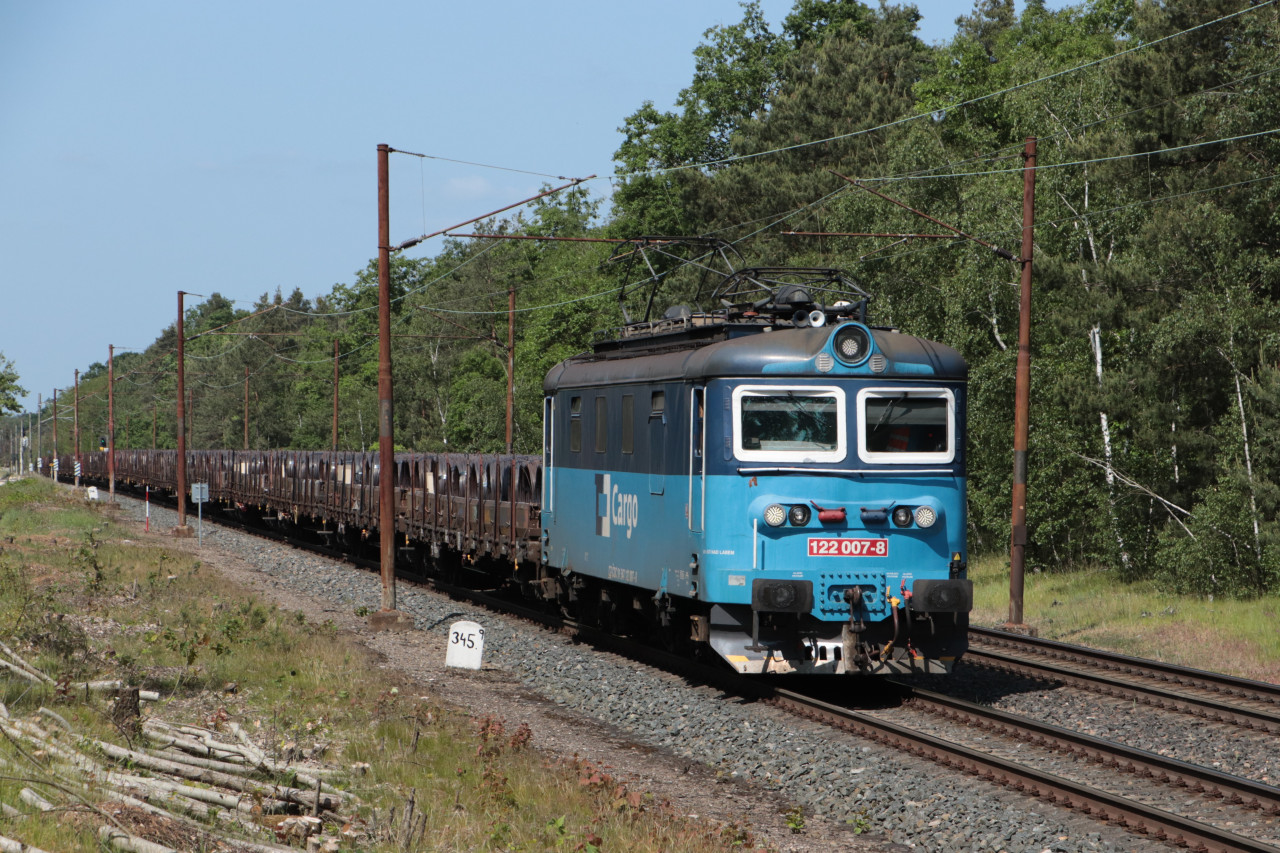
[788,504,811,526]
[892,506,914,527]
[914,506,937,528]
[764,504,787,527]
[832,324,871,365]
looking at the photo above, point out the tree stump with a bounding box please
[112,686,141,738]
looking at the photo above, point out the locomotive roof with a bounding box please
[544,325,967,391]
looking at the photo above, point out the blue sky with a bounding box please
[0,1,1057,413]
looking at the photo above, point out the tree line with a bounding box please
[8,0,1280,598]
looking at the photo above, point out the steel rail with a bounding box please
[967,627,1280,733]
[902,686,1280,815]
[771,687,1280,853]
[971,626,1280,704]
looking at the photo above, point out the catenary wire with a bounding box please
[631,1,1277,179]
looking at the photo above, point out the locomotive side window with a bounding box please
[649,390,666,494]
[856,388,956,464]
[621,395,634,454]
[595,396,608,453]
[569,396,582,453]
[731,386,847,463]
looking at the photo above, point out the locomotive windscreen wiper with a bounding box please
[870,393,907,434]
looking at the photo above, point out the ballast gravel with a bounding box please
[111,497,1220,853]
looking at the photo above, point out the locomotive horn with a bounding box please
[808,309,827,327]
[791,310,811,327]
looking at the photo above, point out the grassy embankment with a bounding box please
[968,553,1280,683]
[0,477,756,852]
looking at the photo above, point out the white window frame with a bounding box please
[856,387,956,465]
[731,385,847,463]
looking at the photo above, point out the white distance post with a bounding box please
[445,621,485,670]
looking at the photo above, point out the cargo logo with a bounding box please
[594,474,639,539]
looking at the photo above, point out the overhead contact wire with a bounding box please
[627,1,1276,179]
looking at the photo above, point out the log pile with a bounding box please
[0,645,362,852]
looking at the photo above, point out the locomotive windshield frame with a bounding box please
[855,387,957,465]
[731,385,847,463]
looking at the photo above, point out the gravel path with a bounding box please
[107,493,1239,853]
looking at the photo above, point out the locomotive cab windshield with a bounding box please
[857,388,956,464]
[733,386,847,462]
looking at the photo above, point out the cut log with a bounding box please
[98,826,176,853]
[88,737,346,811]
[0,833,55,853]
[18,789,53,812]
[0,640,53,684]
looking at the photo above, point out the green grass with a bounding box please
[969,553,1280,681]
[0,480,761,853]
[0,477,101,539]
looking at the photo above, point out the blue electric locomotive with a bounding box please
[541,269,971,674]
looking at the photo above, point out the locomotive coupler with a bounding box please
[841,587,871,671]
[843,587,866,633]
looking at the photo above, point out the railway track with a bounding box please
[103,487,1280,852]
[966,626,1280,733]
[542,618,1280,852]
[772,684,1280,853]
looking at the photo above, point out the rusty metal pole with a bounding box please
[74,369,81,487]
[506,284,515,455]
[1008,137,1037,627]
[377,144,397,613]
[507,284,517,563]
[241,363,249,448]
[176,290,189,532]
[332,338,341,452]
[108,345,116,498]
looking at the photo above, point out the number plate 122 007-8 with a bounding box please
[807,538,888,557]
